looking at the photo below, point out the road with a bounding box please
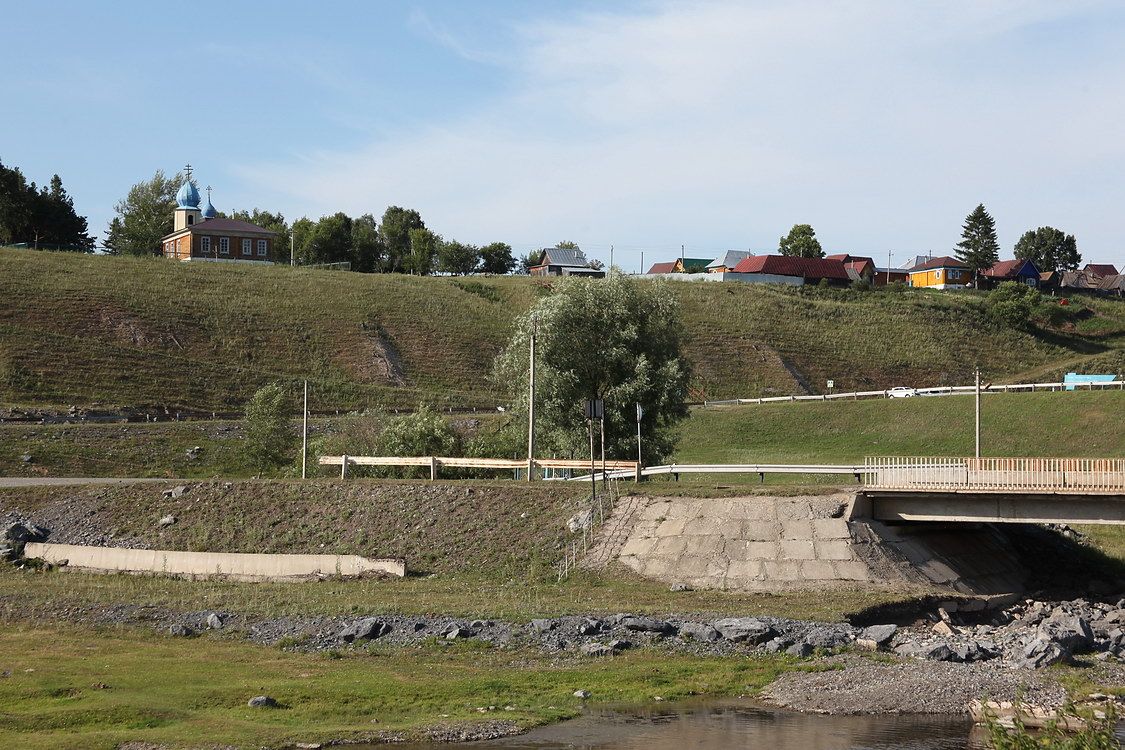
[0,477,167,488]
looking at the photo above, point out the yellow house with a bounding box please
[908,256,972,289]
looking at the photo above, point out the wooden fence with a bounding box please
[318,455,640,481]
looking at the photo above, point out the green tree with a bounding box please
[0,161,93,250]
[406,227,439,275]
[494,273,691,464]
[955,203,1000,287]
[1014,226,1081,273]
[301,212,353,265]
[778,224,824,258]
[350,213,383,272]
[437,238,479,275]
[379,206,424,272]
[104,170,183,256]
[290,217,315,262]
[479,241,516,275]
[243,382,297,472]
[519,250,543,274]
[985,281,1041,329]
[555,240,580,250]
[227,209,290,263]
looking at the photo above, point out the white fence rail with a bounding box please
[705,379,1123,406]
[569,463,867,482]
[864,456,1125,494]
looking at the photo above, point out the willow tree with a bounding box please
[494,273,690,464]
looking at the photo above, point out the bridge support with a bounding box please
[861,491,1125,525]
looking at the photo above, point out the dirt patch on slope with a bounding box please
[336,323,407,384]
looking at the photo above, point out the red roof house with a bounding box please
[731,255,850,284]
[1084,263,1120,279]
[646,261,678,274]
[981,259,1040,288]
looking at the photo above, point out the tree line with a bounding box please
[0,158,94,251]
[775,206,1083,280]
[104,170,517,274]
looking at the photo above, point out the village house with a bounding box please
[1084,263,1120,280]
[981,259,1040,288]
[161,171,276,263]
[528,247,606,277]
[646,257,712,274]
[728,255,851,286]
[705,250,752,273]
[907,256,972,289]
[826,254,876,284]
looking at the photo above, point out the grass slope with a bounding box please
[2,248,1122,411]
[676,390,1124,464]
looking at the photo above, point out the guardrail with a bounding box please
[864,456,1125,494]
[705,379,1122,406]
[568,462,867,482]
[319,455,640,481]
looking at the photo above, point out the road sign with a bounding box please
[827,380,835,389]
[584,399,604,419]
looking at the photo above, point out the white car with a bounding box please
[888,387,917,398]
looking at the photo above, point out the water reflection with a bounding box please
[388,702,978,749]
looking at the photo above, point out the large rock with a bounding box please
[620,616,676,635]
[803,626,853,649]
[859,624,897,646]
[567,510,594,533]
[577,617,604,636]
[679,622,721,643]
[340,618,391,642]
[579,643,615,658]
[530,619,556,634]
[1019,638,1070,669]
[247,695,278,708]
[714,617,775,644]
[1037,611,1093,653]
[4,522,48,543]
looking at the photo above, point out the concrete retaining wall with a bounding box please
[24,543,406,582]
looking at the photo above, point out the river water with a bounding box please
[388,701,985,749]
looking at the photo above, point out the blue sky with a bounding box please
[3,0,1124,270]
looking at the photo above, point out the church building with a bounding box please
[161,168,276,262]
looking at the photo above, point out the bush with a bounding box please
[243,382,297,472]
[984,702,1119,749]
[985,282,1041,329]
[378,404,459,454]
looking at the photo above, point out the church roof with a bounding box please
[201,196,218,218]
[176,180,201,209]
[190,217,275,234]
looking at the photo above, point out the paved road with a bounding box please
[0,477,167,488]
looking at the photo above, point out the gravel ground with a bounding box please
[761,655,1067,714]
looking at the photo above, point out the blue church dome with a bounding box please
[201,194,218,218]
[176,180,201,209]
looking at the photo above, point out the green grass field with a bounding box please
[2,247,1122,411]
[0,624,794,749]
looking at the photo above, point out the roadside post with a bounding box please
[301,379,308,479]
[585,399,604,505]
[635,403,643,482]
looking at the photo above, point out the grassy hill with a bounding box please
[1,247,1122,411]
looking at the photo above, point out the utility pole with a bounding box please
[609,244,614,271]
[681,243,685,264]
[635,402,643,469]
[600,412,606,486]
[640,250,644,275]
[588,416,596,507]
[974,367,981,459]
[301,379,309,479]
[887,249,892,285]
[526,320,536,481]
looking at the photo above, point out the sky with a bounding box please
[3,0,1124,270]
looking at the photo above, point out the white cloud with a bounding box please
[236,0,1125,266]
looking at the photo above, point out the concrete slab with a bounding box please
[832,561,875,581]
[762,560,804,581]
[739,520,781,541]
[654,518,687,537]
[800,560,838,581]
[812,518,851,540]
[814,539,854,561]
[781,519,814,540]
[726,559,764,581]
[780,540,816,560]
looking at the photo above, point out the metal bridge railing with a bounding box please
[864,456,1125,493]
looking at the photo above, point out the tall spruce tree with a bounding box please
[955,204,1000,288]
